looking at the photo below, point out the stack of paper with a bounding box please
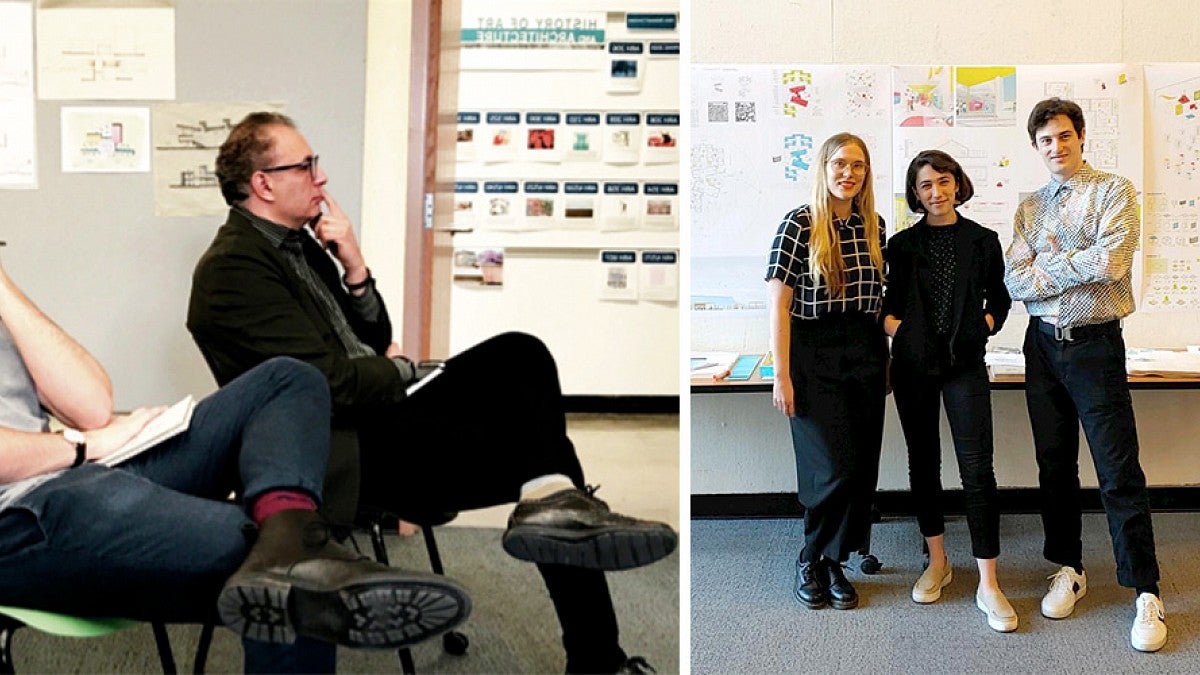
[690,352,739,380]
[985,349,1025,377]
[1125,349,1200,378]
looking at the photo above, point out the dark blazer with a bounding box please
[187,208,408,412]
[882,214,1011,371]
[187,208,407,523]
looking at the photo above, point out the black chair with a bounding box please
[0,607,214,674]
[355,507,469,674]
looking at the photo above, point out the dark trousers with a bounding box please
[787,314,887,563]
[355,332,623,672]
[892,360,999,559]
[1023,317,1159,588]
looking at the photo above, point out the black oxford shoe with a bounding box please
[823,559,859,610]
[503,486,677,571]
[793,560,828,609]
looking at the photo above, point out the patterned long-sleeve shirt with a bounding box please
[765,205,886,319]
[1003,163,1139,328]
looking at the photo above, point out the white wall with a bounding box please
[690,0,1200,493]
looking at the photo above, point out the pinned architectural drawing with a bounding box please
[36,1,175,100]
[0,1,37,188]
[61,106,149,173]
[152,102,285,216]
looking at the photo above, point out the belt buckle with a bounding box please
[1054,324,1074,342]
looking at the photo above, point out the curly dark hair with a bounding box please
[1026,97,1085,144]
[904,149,975,213]
[215,111,296,205]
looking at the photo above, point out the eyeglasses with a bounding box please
[828,159,868,176]
[260,154,319,180]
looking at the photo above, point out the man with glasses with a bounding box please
[186,112,676,674]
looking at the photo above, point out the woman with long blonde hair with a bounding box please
[766,132,887,611]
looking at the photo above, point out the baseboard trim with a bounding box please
[692,486,1200,519]
[563,395,679,414]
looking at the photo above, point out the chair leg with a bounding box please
[370,518,390,565]
[0,623,16,674]
[398,647,416,675]
[421,525,445,576]
[150,622,177,674]
[193,623,214,674]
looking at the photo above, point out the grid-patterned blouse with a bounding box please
[765,205,887,319]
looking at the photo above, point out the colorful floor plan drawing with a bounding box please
[954,66,1017,127]
[79,121,136,158]
[1153,74,1200,181]
[893,66,953,127]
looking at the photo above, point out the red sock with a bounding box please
[252,490,317,524]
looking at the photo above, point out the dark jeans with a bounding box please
[787,314,887,563]
[356,332,624,672]
[1023,317,1159,588]
[0,357,332,673]
[892,360,999,559]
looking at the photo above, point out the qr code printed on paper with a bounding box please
[707,101,729,123]
[734,101,756,123]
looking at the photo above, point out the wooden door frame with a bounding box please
[402,0,441,359]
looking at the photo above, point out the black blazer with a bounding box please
[186,208,406,524]
[882,214,1011,371]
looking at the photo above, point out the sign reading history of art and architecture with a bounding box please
[461,2,605,70]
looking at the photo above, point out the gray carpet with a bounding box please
[692,512,1200,673]
[8,527,679,673]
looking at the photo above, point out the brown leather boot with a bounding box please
[218,509,471,648]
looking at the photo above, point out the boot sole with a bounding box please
[793,589,828,609]
[829,595,858,610]
[218,573,471,648]
[502,524,677,571]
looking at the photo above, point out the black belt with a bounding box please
[1036,317,1119,342]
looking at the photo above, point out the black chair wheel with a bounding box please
[443,630,469,655]
[859,554,882,575]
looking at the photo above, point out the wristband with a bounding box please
[344,268,373,292]
[58,429,87,468]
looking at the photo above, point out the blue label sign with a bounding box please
[454,181,479,193]
[649,42,680,55]
[525,112,561,124]
[457,112,481,124]
[626,13,676,30]
[604,182,639,194]
[601,251,637,263]
[566,113,601,125]
[564,182,599,194]
[483,181,519,193]
[486,112,520,124]
[642,251,677,264]
[647,113,680,126]
[606,113,641,125]
[644,183,678,195]
[609,42,644,54]
[523,181,559,193]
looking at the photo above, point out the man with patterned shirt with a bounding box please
[1004,97,1165,652]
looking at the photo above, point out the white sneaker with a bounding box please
[1041,566,1087,619]
[911,558,953,604]
[976,589,1019,633]
[1131,593,1167,652]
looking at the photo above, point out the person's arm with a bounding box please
[982,232,1012,334]
[0,263,112,429]
[881,233,908,337]
[188,248,407,410]
[768,278,795,417]
[0,407,162,483]
[1004,201,1063,302]
[1031,178,1139,288]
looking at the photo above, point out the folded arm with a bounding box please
[0,264,112,429]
